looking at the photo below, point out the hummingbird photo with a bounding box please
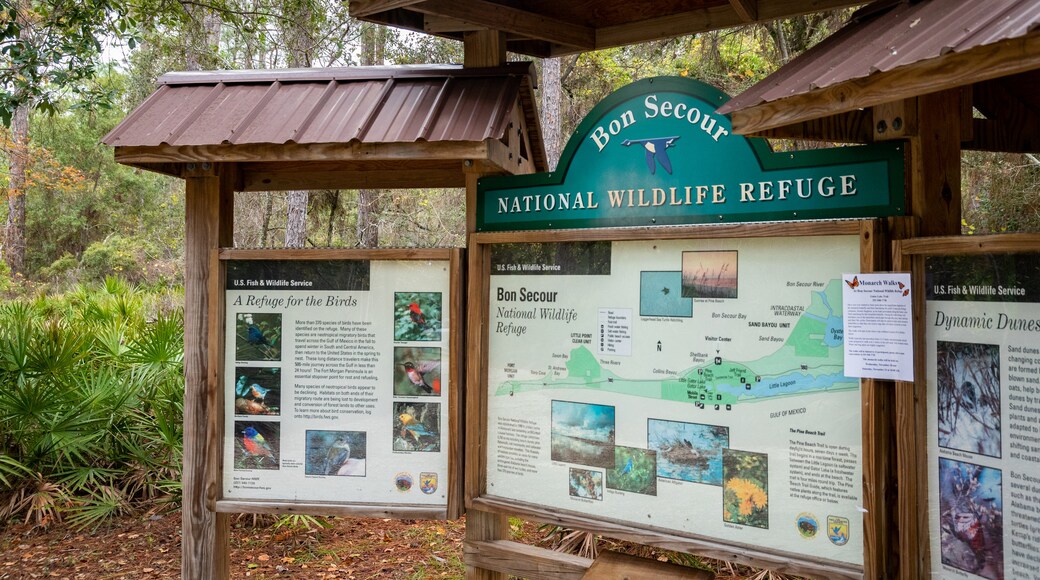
[402,360,440,395]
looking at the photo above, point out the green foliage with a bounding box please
[0,280,184,529]
[0,261,12,294]
[23,98,183,280]
[79,234,164,285]
[962,152,1040,234]
[0,0,139,123]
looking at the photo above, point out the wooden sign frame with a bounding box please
[207,247,465,520]
[895,233,1040,580]
[466,219,914,580]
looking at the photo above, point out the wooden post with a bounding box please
[464,29,506,68]
[183,162,233,579]
[908,90,962,237]
[464,28,510,580]
[464,169,509,580]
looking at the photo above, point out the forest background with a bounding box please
[0,0,1037,575]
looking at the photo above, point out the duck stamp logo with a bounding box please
[420,472,438,494]
[827,515,850,546]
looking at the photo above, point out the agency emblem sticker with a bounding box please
[420,472,438,494]
[827,515,850,546]
[796,513,818,539]
[394,472,413,492]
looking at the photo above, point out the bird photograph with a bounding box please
[233,367,281,415]
[393,292,442,341]
[235,313,282,361]
[234,422,280,470]
[393,402,441,452]
[605,446,657,496]
[305,430,367,476]
[393,347,442,396]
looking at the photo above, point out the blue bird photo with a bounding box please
[236,313,281,361]
[621,457,633,476]
[246,324,269,345]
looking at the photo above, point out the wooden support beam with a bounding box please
[893,245,927,580]
[908,90,962,237]
[585,551,714,579]
[747,109,874,143]
[464,29,506,68]
[964,77,1040,152]
[349,0,424,18]
[872,99,918,142]
[465,540,591,580]
[240,166,465,191]
[597,0,863,50]
[730,33,1040,136]
[414,0,594,50]
[964,118,1040,153]
[115,141,499,166]
[464,167,508,580]
[182,161,233,579]
[425,14,484,33]
[858,218,916,580]
[728,0,757,22]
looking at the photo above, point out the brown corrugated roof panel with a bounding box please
[103,63,545,170]
[719,0,1040,121]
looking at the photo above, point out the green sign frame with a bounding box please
[477,77,905,231]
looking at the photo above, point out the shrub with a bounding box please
[0,280,184,529]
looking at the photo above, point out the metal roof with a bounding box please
[718,0,1040,119]
[103,62,546,171]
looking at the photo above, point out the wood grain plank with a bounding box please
[596,0,862,49]
[182,164,230,579]
[908,90,962,237]
[746,109,874,143]
[727,0,757,22]
[464,29,507,69]
[219,248,454,261]
[448,248,466,519]
[416,0,595,50]
[585,550,714,579]
[241,167,465,190]
[348,0,424,18]
[464,540,591,580]
[115,141,494,165]
[897,233,1040,255]
[470,496,862,580]
[215,500,447,520]
[473,220,862,245]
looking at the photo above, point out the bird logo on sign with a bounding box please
[621,136,680,175]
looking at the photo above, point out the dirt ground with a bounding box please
[0,511,771,579]
[0,512,479,579]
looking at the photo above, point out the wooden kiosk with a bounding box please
[103,61,547,578]
[353,0,1040,579]
[104,0,1040,577]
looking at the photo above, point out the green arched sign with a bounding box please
[478,76,904,231]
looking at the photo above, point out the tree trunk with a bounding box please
[326,191,339,246]
[261,192,274,246]
[541,57,562,171]
[355,23,387,248]
[355,189,379,248]
[4,102,29,274]
[281,0,315,248]
[284,190,308,248]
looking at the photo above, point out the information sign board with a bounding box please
[923,248,1040,579]
[483,232,865,569]
[216,251,461,517]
